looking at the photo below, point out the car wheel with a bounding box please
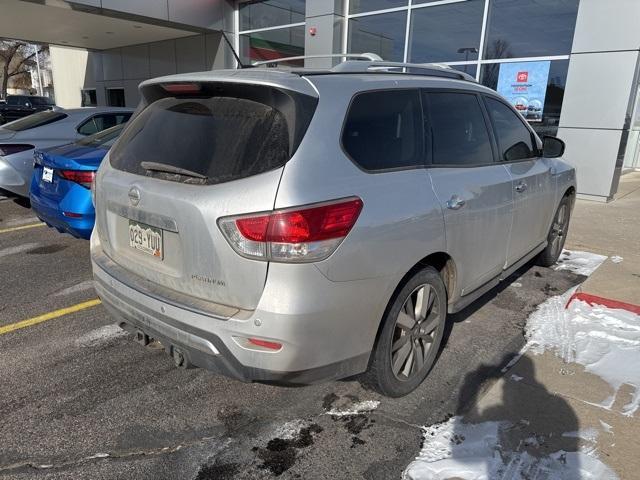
[536,195,572,267]
[364,266,447,397]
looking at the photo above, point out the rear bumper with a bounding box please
[30,192,95,239]
[91,237,393,385]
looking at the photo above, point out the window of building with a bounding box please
[425,92,494,166]
[480,60,569,136]
[484,0,580,59]
[239,25,305,65]
[342,90,424,171]
[408,0,485,64]
[106,88,125,107]
[484,97,536,161]
[451,64,477,78]
[239,0,305,30]
[349,0,408,14]
[348,11,407,62]
[81,89,97,107]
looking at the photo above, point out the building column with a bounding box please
[557,0,640,201]
[304,0,345,68]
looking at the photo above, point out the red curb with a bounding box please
[565,291,640,315]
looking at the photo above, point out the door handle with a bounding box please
[446,195,466,210]
[515,182,528,193]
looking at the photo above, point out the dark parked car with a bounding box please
[0,95,56,124]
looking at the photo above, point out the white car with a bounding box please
[0,107,133,197]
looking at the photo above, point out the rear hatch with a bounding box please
[94,74,318,311]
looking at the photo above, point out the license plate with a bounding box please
[128,221,163,259]
[42,167,53,183]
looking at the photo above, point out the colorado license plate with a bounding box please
[128,221,163,259]
[42,167,53,183]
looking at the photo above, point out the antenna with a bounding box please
[220,31,245,69]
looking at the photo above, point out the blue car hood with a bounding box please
[40,143,108,170]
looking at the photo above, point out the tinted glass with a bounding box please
[348,12,407,62]
[78,113,132,136]
[481,60,569,136]
[350,0,407,14]
[3,111,68,131]
[77,124,125,148]
[82,90,97,107]
[6,96,25,106]
[484,0,579,59]
[111,96,296,185]
[343,90,423,171]
[427,92,493,166]
[409,0,484,63]
[240,26,305,65]
[485,97,536,161]
[107,89,125,107]
[30,96,54,106]
[240,0,305,30]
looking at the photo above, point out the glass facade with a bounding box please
[239,26,305,65]
[348,12,407,62]
[239,0,305,30]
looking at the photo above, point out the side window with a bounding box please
[426,92,494,166]
[342,90,424,171]
[485,97,537,162]
[77,117,98,136]
[77,113,131,136]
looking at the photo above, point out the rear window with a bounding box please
[110,86,316,185]
[3,111,68,131]
[30,96,55,106]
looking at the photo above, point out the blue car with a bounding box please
[30,124,124,239]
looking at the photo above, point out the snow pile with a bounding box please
[403,417,617,480]
[325,400,380,417]
[553,250,607,276]
[75,324,128,347]
[526,295,640,416]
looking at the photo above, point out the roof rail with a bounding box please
[331,60,476,82]
[251,53,383,67]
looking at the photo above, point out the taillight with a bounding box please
[0,144,34,156]
[59,170,96,188]
[218,198,363,263]
[161,83,202,94]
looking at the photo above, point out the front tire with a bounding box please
[364,266,447,397]
[536,195,572,267]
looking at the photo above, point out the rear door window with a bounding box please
[77,112,132,135]
[425,91,494,166]
[485,97,537,162]
[342,90,424,171]
[110,87,316,185]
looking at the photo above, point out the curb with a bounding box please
[565,289,640,315]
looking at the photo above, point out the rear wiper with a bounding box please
[140,161,207,179]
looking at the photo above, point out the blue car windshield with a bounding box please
[76,123,125,149]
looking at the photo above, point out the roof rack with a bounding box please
[330,60,476,82]
[251,53,383,67]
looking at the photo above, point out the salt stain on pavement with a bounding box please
[403,417,618,480]
[325,400,380,417]
[74,324,128,347]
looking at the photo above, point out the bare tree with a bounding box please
[0,40,43,100]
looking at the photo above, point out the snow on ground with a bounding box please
[325,400,380,417]
[75,324,129,347]
[526,295,640,416]
[554,250,607,276]
[403,417,618,480]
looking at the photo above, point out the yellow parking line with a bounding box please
[0,299,102,336]
[0,222,45,234]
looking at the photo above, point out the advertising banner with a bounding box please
[496,61,551,122]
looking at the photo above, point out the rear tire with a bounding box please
[363,266,447,397]
[536,195,572,267]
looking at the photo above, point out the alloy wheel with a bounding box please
[550,204,568,257]
[391,284,440,381]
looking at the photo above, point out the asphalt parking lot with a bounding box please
[0,195,586,480]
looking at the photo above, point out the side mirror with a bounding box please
[542,136,565,158]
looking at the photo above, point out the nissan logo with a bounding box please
[128,187,141,206]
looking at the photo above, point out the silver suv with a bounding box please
[91,58,575,397]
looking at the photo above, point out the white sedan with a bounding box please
[0,107,133,197]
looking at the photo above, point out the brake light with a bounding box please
[218,198,363,263]
[0,144,34,156]
[161,83,202,94]
[59,170,96,188]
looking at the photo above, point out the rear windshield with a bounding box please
[3,111,68,131]
[76,123,125,149]
[110,84,316,185]
[30,96,55,106]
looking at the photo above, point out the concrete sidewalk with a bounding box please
[407,172,640,479]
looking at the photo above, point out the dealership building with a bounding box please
[1,0,639,201]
